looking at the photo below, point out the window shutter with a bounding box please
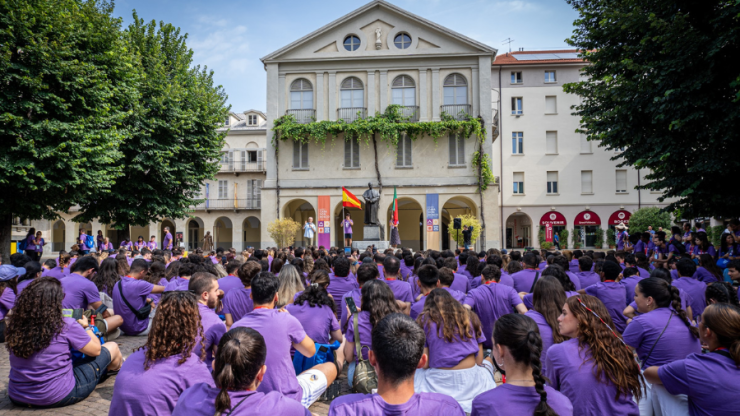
[616,170,628,192]
[545,96,557,114]
[344,136,352,167]
[396,137,404,166]
[293,141,300,167]
[256,180,262,196]
[547,172,557,182]
[352,136,359,167]
[546,131,557,154]
[301,142,309,168]
[580,133,591,153]
[449,134,457,164]
[404,135,412,166]
[247,180,252,200]
[257,149,263,162]
[581,171,593,193]
[457,134,465,164]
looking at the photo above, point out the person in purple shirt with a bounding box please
[511,253,543,293]
[14,261,42,297]
[463,265,527,349]
[692,232,716,259]
[645,303,740,416]
[575,256,601,288]
[119,237,133,251]
[187,273,227,369]
[162,227,173,250]
[673,258,708,321]
[463,255,479,283]
[381,256,413,308]
[620,267,646,305]
[96,230,104,251]
[112,259,165,336]
[616,224,630,251]
[414,289,494,412]
[373,253,386,280]
[437,267,466,303]
[7,277,123,408]
[63,257,124,337]
[164,262,194,292]
[551,255,581,290]
[694,254,722,283]
[472,313,573,416]
[410,265,442,320]
[329,313,466,416]
[479,254,515,288]
[0,265,24,334]
[99,237,114,252]
[45,253,71,280]
[231,272,337,408]
[147,235,158,250]
[580,261,629,333]
[341,214,353,249]
[546,295,642,416]
[521,265,578,310]
[442,257,472,293]
[328,256,360,316]
[400,254,414,281]
[223,261,261,329]
[173,327,311,416]
[109,291,214,416]
[525,277,570,373]
[134,236,146,251]
[340,263,378,331]
[218,260,243,296]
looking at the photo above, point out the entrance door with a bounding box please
[522,225,531,247]
[506,228,513,248]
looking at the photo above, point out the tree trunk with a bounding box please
[0,213,13,264]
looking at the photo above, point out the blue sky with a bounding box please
[113,0,579,112]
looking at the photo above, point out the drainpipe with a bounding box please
[497,66,504,247]
[637,168,641,209]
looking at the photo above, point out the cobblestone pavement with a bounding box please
[0,335,350,415]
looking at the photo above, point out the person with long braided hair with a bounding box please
[173,327,310,416]
[109,291,212,416]
[623,277,701,414]
[546,295,642,415]
[472,314,573,416]
[645,303,740,414]
[705,282,740,306]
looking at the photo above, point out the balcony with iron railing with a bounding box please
[337,107,367,123]
[285,109,316,124]
[398,105,420,122]
[441,104,472,121]
[192,198,261,211]
[219,160,266,173]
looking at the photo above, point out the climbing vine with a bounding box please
[472,151,496,191]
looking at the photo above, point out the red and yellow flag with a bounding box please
[342,187,362,209]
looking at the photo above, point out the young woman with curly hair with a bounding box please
[472,314,573,416]
[144,261,167,305]
[6,277,123,408]
[109,291,211,416]
[706,281,740,306]
[91,258,121,313]
[546,295,643,416]
[414,289,494,413]
[115,250,130,276]
[173,327,310,416]
[344,279,401,389]
[623,277,701,414]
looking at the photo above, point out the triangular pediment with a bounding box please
[261,0,495,63]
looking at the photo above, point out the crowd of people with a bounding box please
[1,225,740,415]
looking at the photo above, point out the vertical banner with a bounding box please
[426,194,439,251]
[317,196,331,248]
[545,223,553,242]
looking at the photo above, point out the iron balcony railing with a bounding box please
[337,107,367,123]
[219,160,266,173]
[441,104,472,121]
[193,198,261,210]
[286,109,316,124]
[398,105,420,122]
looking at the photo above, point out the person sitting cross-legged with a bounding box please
[112,259,165,336]
[329,313,466,415]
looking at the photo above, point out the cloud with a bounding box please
[187,17,251,77]
[493,1,539,12]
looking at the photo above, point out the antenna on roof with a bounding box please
[502,38,514,54]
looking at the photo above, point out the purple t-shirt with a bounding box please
[693,267,720,284]
[328,273,360,316]
[222,288,254,322]
[8,318,90,406]
[422,320,484,368]
[471,383,573,416]
[384,278,413,303]
[672,276,707,319]
[409,275,421,300]
[42,266,69,280]
[659,352,740,416]
[60,273,101,309]
[621,275,646,305]
[522,290,578,310]
[693,245,717,257]
[120,241,133,250]
[195,303,227,369]
[498,272,515,288]
[147,241,157,250]
[463,282,523,349]
[15,278,34,295]
[112,276,154,335]
[511,269,541,293]
[163,232,173,250]
[629,288,692,315]
[575,271,600,289]
[329,392,465,416]
[0,288,17,321]
[569,258,579,269]
[164,276,190,292]
[109,349,214,416]
[565,271,581,290]
[341,219,353,234]
[617,231,629,251]
[339,288,362,331]
[443,287,466,303]
[410,297,426,320]
[346,310,373,361]
[134,241,146,250]
[173,383,310,416]
[286,302,339,345]
[231,308,307,402]
[217,275,243,296]
[585,281,628,333]
[376,264,385,280]
[524,310,557,372]
[451,273,471,293]
[545,339,639,416]
[622,307,701,368]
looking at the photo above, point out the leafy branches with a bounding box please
[472,151,496,191]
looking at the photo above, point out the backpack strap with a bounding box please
[117,280,140,317]
[353,313,363,360]
[529,271,541,293]
[643,312,672,367]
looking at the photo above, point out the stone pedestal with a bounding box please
[352,241,390,250]
[363,225,381,241]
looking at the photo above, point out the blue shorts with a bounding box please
[345,233,352,239]
[11,346,112,408]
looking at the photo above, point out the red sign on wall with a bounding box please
[574,211,601,226]
[545,223,553,242]
[540,211,567,226]
[608,210,631,225]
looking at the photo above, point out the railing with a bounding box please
[441,104,472,121]
[398,105,420,122]
[219,161,266,173]
[193,198,261,210]
[337,108,367,123]
[286,109,316,124]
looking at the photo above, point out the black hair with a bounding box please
[213,327,267,415]
[370,313,425,386]
[699,254,723,282]
[237,261,261,287]
[226,260,242,275]
[480,265,502,283]
[70,256,99,274]
[333,256,350,277]
[705,282,740,306]
[551,256,570,272]
[417,264,439,288]
[522,252,538,268]
[438,267,455,286]
[43,259,57,270]
[486,255,503,268]
[458,252,469,264]
[637,278,698,338]
[466,255,481,278]
[250,272,280,305]
[17,261,42,285]
[578,256,593,272]
[383,255,400,277]
[676,258,697,278]
[622,267,638,278]
[357,263,379,285]
[294,269,335,310]
[541,264,576,291]
[600,261,622,281]
[188,272,218,297]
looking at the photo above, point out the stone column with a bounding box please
[379,71,388,113]
[232,215,244,252]
[431,68,440,121]
[328,71,337,121]
[315,72,325,121]
[366,70,376,115]
[472,67,480,117]
[419,68,428,121]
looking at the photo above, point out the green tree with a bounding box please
[267,218,302,248]
[75,14,229,227]
[628,207,672,234]
[0,0,140,259]
[448,215,481,248]
[565,0,740,218]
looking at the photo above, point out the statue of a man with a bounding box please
[362,182,380,225]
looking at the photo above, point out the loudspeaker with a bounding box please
[453,218,462,230]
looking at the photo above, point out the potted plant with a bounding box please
[538,227,546,246]
[594,227,605,249]
[571,228,581,249]
[606,228,616,249]
[541,241,554,250]
[559,230,569,249]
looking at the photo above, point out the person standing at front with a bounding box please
[304,217,317,247]
[163,227,173,250]
[341,214,354,248]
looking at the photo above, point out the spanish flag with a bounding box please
[342,187,362,209]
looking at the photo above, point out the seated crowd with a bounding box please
[1,234,740,415]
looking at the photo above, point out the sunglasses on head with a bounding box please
[576,297,629,350]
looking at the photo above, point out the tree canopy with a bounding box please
[565,0,740,218]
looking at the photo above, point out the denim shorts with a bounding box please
[11,346,112,408]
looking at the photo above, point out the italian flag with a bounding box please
[391,186,399,225]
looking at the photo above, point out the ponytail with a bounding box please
[702,303,740,366]
[669,285,699,338]
[212,327,267,415]
[527,331,557,416]
[214,362,235,416]
[639,277,698,338]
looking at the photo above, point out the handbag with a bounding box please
[117,280,152,320]
[351,313,378,394]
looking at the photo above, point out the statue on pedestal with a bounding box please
[363,182,380,225]
[375,28,382,50]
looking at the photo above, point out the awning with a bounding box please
[540,211,567,226]
[574,211,601,226]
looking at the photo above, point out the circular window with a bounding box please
[394,33,411,49]
[343,35,361,51]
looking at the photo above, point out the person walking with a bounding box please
[303,217,317,247]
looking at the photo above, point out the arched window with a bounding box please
[391,75,416,106]
[290,79,313,110]
[443,74,468,105]
[340,77,364,108]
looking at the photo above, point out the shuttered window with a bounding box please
[580,133,592,153]
[546,131,558,154]
[340,77,364,108]
[391,76,416,106]
[547,171,558,194]
[616,170,628,193]
[581,171,593,194]
[449,134,465,165]
[218,180,228,199]
[513,172,524,194]
[396,134,413,167]
[293,141,309,169]
[344,135,360,168]
[545,96,557,114]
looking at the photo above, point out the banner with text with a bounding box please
[426,194,439,251]
[318,196,331,248]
